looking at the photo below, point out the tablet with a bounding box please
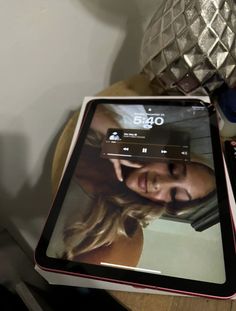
[35,97,236,299]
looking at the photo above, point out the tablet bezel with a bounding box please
[35,97,236,299]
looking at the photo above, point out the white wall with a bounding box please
[0,0,162,254]
[139,220,226,283]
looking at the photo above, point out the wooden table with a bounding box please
[51,74,236,311]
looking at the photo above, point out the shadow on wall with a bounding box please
[0,113,75,259]
[0,133,52,258]
[71,0,143,83]
[0,77,93,257]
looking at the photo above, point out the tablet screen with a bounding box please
[36,98,235,298]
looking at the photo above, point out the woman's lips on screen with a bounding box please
[138,173,147,192]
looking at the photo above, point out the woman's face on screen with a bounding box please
[125,161,215,204]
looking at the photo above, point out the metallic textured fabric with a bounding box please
[140,0,236,95]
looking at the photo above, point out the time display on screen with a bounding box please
[133,113,165,129]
